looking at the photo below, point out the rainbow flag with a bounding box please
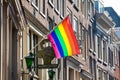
[47,16,80,58]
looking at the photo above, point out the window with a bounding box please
[69,0,73,3]
[89,57,92,73]
[81,27,88,60]
[48,0,54,7]
[80,0,82,11]
[29,30,39,79]
[103,40,107,63]
[119,49,120,67]
[89,26,93,49]
[99,2,104,13]
[97,35,102,60]
[73,16,78,34]
[75,71,80,80]
[82,27,85,40]
[108,48,113,67]
[88,0,94,16]
[89,58,96,80]
[93,59,97,80]
[109,75,114,80]
[49,0,53,3]
[74,0,79,10]
[88,0,90,14]
[74,0,79,7]
[103,72,107,80]
[81,0,86,18]
[40,0,45,15]
[67,8,72,22]
[69,68,74,80]
[98,69,102,80]
[60,0,64,17]
[77,24,82,48]
[32,0,38,7]
[55,0,60,14]
[48,17,54,31]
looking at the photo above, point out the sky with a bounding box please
[104,0,120,38]
[104,0,120,15]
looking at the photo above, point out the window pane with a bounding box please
[67,8,72,22]
[98,69,102,80]
[33,0,38,6]
[73,16,78,33]
[48,18,53,31]
[74,0,79,7]
[108,48,113,67]
[103,72,107,80]
[60,0,64,17]
[40,0,45,14]
[97,36,102,59]
[55,0,60,11]
[49,0,53,3]
[103,40,107,62]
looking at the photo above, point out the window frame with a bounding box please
[60,0,64,18]
[74,0,79,11]
[54,0,60,14]
[67,8,72,23]
[98,68,102,80]
[103,71,108,80]
[97,34,102,61]
[103,39,107,63]
[48,0,54,8]
[40,0,46,18]
[32,0,39,10]
[73,16,78,34]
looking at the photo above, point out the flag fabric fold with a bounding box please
[47,16,80,58]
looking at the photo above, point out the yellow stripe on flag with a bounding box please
[58,23,72,56]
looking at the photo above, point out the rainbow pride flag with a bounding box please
[47,16,80,58]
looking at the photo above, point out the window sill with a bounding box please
[60,15,64,20]
[54,8,60,15]
[31,3,38,11]
[48,0,54,8]
[93,51,96,55]
[40,11,46,18]
[69,0,73,3]
[97,58,102,63]
[89,48,93,52]
[27,0,30,2]
[103,62,107,66]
